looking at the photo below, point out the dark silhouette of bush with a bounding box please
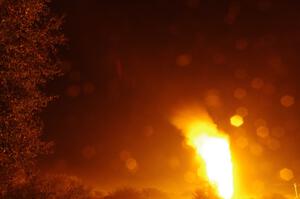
[102,187,169,199]
[103,188,145,199]
[142,188,170,199]
[2,174,93,199]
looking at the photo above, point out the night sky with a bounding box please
[42,0,300,198]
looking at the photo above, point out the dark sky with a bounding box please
[42,0,300,198]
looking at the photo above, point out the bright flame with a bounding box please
[172,107,234,199]
[193,134,234,199]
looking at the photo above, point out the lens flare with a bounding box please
[172,107,234,199]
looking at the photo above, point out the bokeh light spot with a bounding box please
[205,89,222,107]
[230,114,244,127]
[256,126,269,138]
[234,88,247,99]
[176,54,192,67]
[236,107,248,117]
[280,95,295,107]
[251,78,264,89]
[126,158,138,172]
[279,168,294,181]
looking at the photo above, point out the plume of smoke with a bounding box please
[170,105,220,140]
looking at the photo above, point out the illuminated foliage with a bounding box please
[0,0,64,193]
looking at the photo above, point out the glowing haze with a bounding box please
[171,106,234,199]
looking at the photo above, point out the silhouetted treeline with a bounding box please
[0,0,64,195]
[103,187,170,199]
[2,174,93,199]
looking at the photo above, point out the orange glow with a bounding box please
[172,108,234,199]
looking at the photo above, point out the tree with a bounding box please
[0,0,65,193]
